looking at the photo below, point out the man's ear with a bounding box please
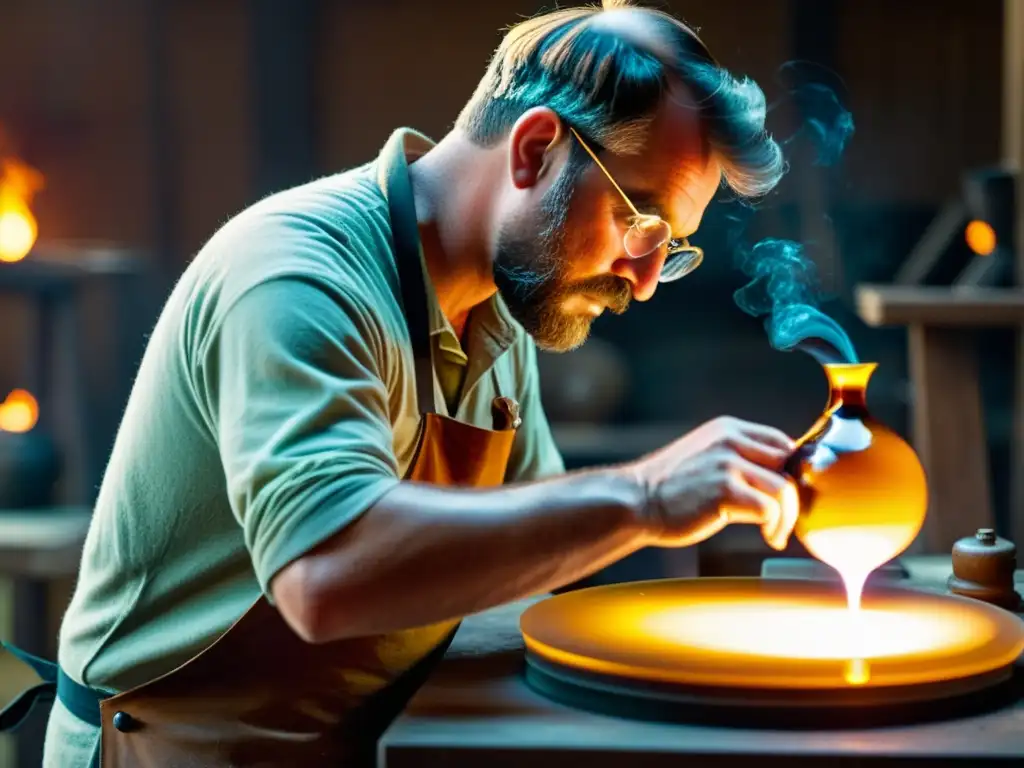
[507,108,565,190]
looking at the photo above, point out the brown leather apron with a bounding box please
[2,136,519,767]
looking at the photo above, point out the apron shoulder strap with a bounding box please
[384,152,436,416]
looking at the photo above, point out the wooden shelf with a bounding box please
[856,284,1024,327]
[0,242,148,296]
[0,506,92,579]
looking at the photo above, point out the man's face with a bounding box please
[493,91,722,352]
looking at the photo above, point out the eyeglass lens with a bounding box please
[660,249,703,283]
[623,215,671,259]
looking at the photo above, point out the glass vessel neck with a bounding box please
[824,362,876,409]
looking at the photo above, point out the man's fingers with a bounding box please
[729,454,800,551]
[733,456,790,498]
[719,505,765,526]
[722,473,799,551]
[720,475,776,526]
[770,480,800,550]
[728,432,791,468]
[733,420,796,455]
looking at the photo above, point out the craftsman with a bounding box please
[2,1,797,766]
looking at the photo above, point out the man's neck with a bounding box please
[407,131,499,337]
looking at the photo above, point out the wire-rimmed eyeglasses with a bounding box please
[569,127,704,283]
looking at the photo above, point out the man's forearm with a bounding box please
[282,468,650,642]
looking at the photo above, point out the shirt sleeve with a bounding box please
[209,277,401,597]
[504,336,565,483]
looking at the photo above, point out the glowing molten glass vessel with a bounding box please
[521,578,1024,715]
[786,362,928,613]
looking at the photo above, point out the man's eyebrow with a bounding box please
[620,190,686,235]
[618,190,663,215]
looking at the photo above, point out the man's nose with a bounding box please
[611,249,666,301]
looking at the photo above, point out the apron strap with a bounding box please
[0,641,56,732]
[0,681,55,733]
[1,641,108,732]
[384,146,437,416]
[2,640,58,683]
[345,624,460,765]
[56,667,108,729]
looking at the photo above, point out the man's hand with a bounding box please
[622,416,799,550]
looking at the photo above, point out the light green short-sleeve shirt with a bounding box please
[44,128,563,766]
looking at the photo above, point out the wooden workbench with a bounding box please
[380,559,1024,767]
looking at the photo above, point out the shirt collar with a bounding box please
[375,127,518,354]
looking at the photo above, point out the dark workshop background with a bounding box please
[0,0,1012,764]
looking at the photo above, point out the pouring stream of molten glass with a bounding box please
[795,524,916,685]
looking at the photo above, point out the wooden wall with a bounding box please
[0,0,253,258]
[837,0,1004,202]
[0,0,1005,265]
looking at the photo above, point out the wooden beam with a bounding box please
[1007,0,1024,549]
[856,284,1024,327]
[1005,0,1024,170]
[907,327,993,552]
[894,199,967,285]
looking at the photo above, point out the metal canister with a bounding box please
[947,528,1022,611]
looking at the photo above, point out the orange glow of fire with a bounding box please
[0,389,39,432]
[0,157,44,263]
[965,219,997,256]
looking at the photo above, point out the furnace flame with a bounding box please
[0,389,39,432]
[0,156,43,262]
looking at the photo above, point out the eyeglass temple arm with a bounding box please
[568,127,642,219]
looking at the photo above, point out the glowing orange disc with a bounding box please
[522,578,1024,701]
[965,219,997,256]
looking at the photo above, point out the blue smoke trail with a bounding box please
[732,74,858,366]
[793,82,856,167]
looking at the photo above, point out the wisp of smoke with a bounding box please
[792,83,856,167]
[731,74,858,366]
[733,237,857,364]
